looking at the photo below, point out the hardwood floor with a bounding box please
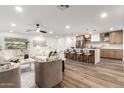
[56,58,124,88]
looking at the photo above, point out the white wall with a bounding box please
[123,27,124,61]
[0,32,57,58]
[29,36,57,56]
[0,32,77,57]
[0,32,76,58]
[0,33,4,57]
[56,36,76,52]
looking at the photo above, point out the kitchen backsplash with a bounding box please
[86,42,123,49]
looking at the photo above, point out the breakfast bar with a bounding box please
[65,49,100,64]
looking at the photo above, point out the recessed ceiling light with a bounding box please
[11,23,16,27]
[75,34,78,36]
[15,6,23,12]
[49,31,53,34]
[10,30,14,33]
[66,25,70,29]
[89,32,92,34]
[100,12,108,18]
[110,27,114,31]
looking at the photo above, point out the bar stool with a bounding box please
[78,50,84,62]
[71,49,77,60]
[77,50,80,61]
[70,51,73,59]
[67,51,71,59]
[89,50,95,63]
[84,49,91,63]
[74,50,77,60]
[65,49,70,59]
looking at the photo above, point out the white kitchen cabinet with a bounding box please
[91,33,100,42]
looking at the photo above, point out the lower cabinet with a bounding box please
[115,50,123,59]
[100,49,123,60]
[100,49,109,58]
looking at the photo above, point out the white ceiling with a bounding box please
[0,5,124,37]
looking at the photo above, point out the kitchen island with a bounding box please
[85,49,100,64]
[65,48,100,64]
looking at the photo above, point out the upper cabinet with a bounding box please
[109,31,123,44]
[100,30,123,44]
[91,33,100,42]
[100,33,109,42]
[109,32,115,43]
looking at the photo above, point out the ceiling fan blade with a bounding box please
[92,29,96,31]
[26,29,36,32]
[39,30,47,33]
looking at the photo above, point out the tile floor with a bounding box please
[21,64,35,88]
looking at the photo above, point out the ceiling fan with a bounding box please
[26,24,47,33]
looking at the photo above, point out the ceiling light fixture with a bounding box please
[66,25,70,29]
[15,6,23,12]
[100,12,108,18]
[57,5,70,11]
[89,32,92,34]
[75,34,78,36]
[10,30,14,33]
[49,31,53,34]
[11,23,16,27]
[110,27,114,31]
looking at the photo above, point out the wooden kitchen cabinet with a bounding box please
[103,49,109,58]
[109,31,123,44]
[100,49,123,60]
[109,32,116,43]
[100,50,104,57]
[100,49,109,58]
[115,50,123,59]
[115,31,123,43]
[109,49,116,58]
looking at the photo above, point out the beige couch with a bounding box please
[0,63,21,88]
[35,60,62,88]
